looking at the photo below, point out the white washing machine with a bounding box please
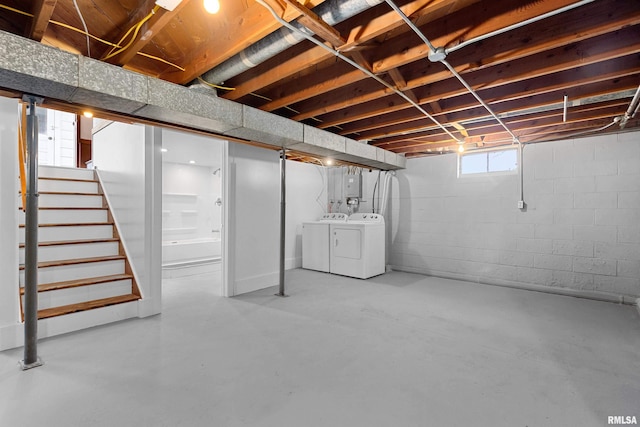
[302,213,348,272]
[330,213,385,279]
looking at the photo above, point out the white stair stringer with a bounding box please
[18,165,141,323]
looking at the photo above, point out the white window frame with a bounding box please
[457,146,518,178]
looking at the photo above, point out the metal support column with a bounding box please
[20,96,43,370]
[276,149,288,297]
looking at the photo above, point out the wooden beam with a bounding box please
[388,68,418,103]
[223,0,471,100]
[375,100,628,150]
[250,0,639,126]
[104,1,191,66]
[282,0,344,47]
[299,27,640,127]
[26,0,57,41]
[96,0,157,59]
[340,56,640,138]
[260,64,366,111]
[369,74,640,146]
[159,0,325,84]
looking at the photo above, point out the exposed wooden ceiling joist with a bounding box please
[0,0,636,159]
[26,0,57,41]
[102,0,190,67]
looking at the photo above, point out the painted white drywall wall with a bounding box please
[285,160,327,269]
[227,143,280,295]
[92,122,162,315]
[0,97,20,350]
[389,131,640,300]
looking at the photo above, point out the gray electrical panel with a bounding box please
[345,174,362,198]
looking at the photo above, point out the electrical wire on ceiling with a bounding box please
[103,5,160,60]
[72,0,91,57]
[0,3,184,71]
[255,0,463,145]
[197,76,236,91]
[247,90,324,123]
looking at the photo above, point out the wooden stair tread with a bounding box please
[39,176,96,183]
[19,255,125,270]
[19,237,119,248]
[19,222,113,228]
[37,294,140,319]
[36,207,108,210]
[36,191,101,196]
[20,274,134,294]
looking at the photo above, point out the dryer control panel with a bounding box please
[347,213,385,223]
[319,213,348,222]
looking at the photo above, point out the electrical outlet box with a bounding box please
[345,174,362,198]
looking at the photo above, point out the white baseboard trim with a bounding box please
[0,302,140,352]
[0,323,23,352]
[285,256,302,270]
[235,271,278,296]
[389,265,636,305]
[138,297,161,318]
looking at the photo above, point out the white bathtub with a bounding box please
[162,237,221,268]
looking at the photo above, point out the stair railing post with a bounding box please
[20,95,43,370]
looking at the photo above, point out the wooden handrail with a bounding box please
[18,102,27,211]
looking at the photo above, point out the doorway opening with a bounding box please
[31,106,93,169]
[161,129,225,296]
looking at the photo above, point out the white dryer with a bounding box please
[330,213,385,279]
[302,213,348,272]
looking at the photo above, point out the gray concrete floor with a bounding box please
[1,269,639,426]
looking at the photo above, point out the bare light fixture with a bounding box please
[325,159,334,165]
[161,148,168,153]
[458,145,465,153]
[203,0,220,14]
[82,111,93,118]
[189,160,196,164]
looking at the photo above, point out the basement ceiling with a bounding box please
[0,0,638,158]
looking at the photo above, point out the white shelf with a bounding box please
[163,227,197,233]
[163,193,197,197]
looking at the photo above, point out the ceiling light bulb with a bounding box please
[326,159,334,165]
[458,145,465,153]
[83,111,93,118]
[203,0,220,14]
[189,160,196,164]
[161,148,168,152]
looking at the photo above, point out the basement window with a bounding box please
[458,148,517,176]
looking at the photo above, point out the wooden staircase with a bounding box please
[19,166,141,320]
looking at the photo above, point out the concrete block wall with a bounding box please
[389,131,640,300]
